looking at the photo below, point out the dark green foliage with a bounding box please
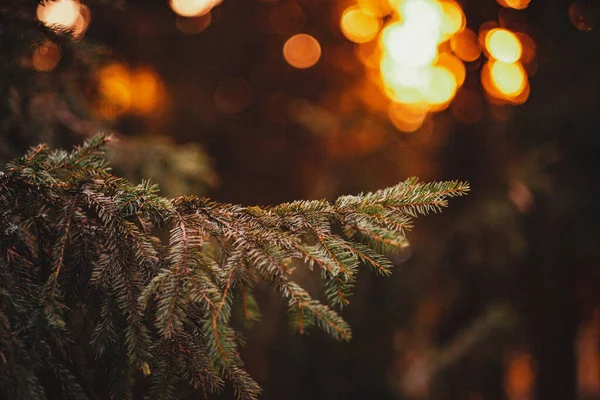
[0,136,468,398]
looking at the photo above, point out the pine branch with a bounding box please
[0,136,468,399]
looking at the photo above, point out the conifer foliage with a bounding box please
[0,136,469,399]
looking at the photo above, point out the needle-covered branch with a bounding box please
[0,136,468,399]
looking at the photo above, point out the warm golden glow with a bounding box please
[130,69,165,115]
[96,64,166,119]
[423,66,457,109]
[283,34,322,69]
[341,6,382,44]
[490,61,526,96]
[37,0,81,29]
[439,0,465,40]
[388,103,428,132]
[485,28,522,63]
[32,41,61,72]
[450,28,481,62]
[358,0,393,17]
[341,0,533,128]
[436,52,465,87]
[72,5,91,38]
[97,64,132,120]
[170,0,220,17]
[381,22,438,68]
[497,0,531,10]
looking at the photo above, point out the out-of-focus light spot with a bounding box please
[382,23,438,68]
[388,103,428,132]
[504,352,535,400]
[497,0,531,10]
[489,61,526,96]
[423,66,457,109]
[569,1,597,31]
[485,28,522,63]
[439,0,465,39]
[170,0,220,17]
[214,77,252,114]
[72,5,91,38]
[283,34,321,69]
[355,41,381,69]
[341,6,382,44]
[451,88,484,124]
[269,0,305,35]
[130,69,166,115]
[176,13,212,35]
[508,180,534,213]
[37,0,81,29]
[32,41,61,72]
[478,20,500,48]
[515,32,536,65]
[436,52,466,87]
[97,64,132,120]
[450,28,481,62]
[358,0,393,17]
[96,64,167,119]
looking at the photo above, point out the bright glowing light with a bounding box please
[382,23,438,68]
[381,56,432,89]
[283,34,321,69]
[423,66,457,108]
[341,6,382,44]
[37,0,81,29]
[32,41,61,72]
[450,28,480,62]
[497,0,531,10]
[72,5,91,38]
[436,52,465,87]
[488,61,527,97]
[358,0,393,17]
[170,0,220,17]
[400,0,443,36]
[485,28,522,63]
[439,0,465,39]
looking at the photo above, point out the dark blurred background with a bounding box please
[3,0,600,398]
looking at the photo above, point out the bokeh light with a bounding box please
[170,0,221,17]
[569,1,597,32]
[497,0,531,10]
[283,34,322,69]
[214,77,253,114]
[450,28,481,62]
[341,6,382,44]
[485,28,523,63]
[37,0,81,29]
[382,22,438,69]
[96,63,166,120]
[130,69,166,115]
[489,61,526,96]
[482,60,529,103]
[32,41,61,72]
[340,0,534,129]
